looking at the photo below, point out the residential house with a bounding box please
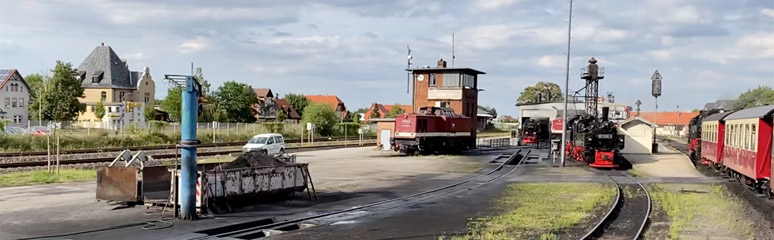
[253,88,277,121]
[364,103,412,121]
[275,98,301,123]
[633,111,699,136]
[476,106,494,131]
[74,43,155,128]
[306,95,349,119]
[0,69,30,126]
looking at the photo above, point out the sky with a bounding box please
[1,0,772,117]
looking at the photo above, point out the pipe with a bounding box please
[180,76,200,220]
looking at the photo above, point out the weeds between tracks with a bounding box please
[0,169,96,187]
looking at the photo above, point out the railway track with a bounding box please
[0,141,374,169]
[582,171,651,240]
[0,137,374,158]
[187,149,532,240]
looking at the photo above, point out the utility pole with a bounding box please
[407,44,413,111]
[452,33,456,68]
[164,75,200,220]
[560,0,574,167]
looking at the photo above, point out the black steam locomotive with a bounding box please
[566,107,624,168]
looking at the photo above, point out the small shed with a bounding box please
[371,118,396,150]
[618,117,655,154]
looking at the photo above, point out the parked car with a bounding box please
[30,126,52,136]
[242,133,285,155]
[4,126,27,135]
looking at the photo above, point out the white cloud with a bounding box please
[660,36,674,46]
[123,52,146,61]
[178,37,209,53]
[762,8,774,18]
[648,50,672,61]
[537,55,564,68]
[475,0,522,10]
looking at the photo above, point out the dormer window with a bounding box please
[92,71,104,83]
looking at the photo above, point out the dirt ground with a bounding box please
[624,145,706,178]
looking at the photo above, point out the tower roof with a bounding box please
[76,44,137,89]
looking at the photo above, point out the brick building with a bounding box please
[408,59,485,141]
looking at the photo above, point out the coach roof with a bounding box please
[703,111,735,122]
[724,105,774,121]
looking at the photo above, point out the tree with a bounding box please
[29,61,85,121]
[285,93,309,116]
[214,81,259,123]
[194,67,211,97]
[517,82,563,104]
[161,87,182,122]
[144,104,155,122]
[24,73,47,98]
[302,103,340,136]
[95,100,106,120]
[478,105,497,118]
[277,109,286,122]
[733,86,774,110]
[691,108,701,113]
[387,104,405,118]
[370,106,382,119]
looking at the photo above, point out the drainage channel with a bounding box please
[189,148,532,240]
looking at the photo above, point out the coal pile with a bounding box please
[218,152,287,170]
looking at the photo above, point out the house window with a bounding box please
[101,91,107,101]
[429,73,436,86]
[4,97,8,107]
[144,93,150,103]
[92,72,104,83]
[119,92,125,101]
[19,98,23,108]
[13,115,21,124]
[11,98,16,108]
[439,101,450,108]
[442,73,459,87]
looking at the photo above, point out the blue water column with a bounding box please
[164,75,200,220]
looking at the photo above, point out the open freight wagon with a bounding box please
[96,151,316,215]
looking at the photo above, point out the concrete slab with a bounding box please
[624,145,706,178]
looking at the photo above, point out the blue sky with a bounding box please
[1,0,772,116]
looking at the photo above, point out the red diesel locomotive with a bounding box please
[390,107,473,154]
[696,105,774,198]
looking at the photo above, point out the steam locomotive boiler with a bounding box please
[566,109,624,168]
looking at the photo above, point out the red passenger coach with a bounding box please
[391,107,472,154]
[700,111,733,166]
[721,106,774,194]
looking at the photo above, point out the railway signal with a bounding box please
[651,70,662,153]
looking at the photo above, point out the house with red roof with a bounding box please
[364,103,412,121]
[306,95,349,119]
[631,111,699,136]
[0,69,29,126]
[276,98,301,123]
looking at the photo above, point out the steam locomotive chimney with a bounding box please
[602,107,610,122]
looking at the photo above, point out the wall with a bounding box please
[134,73,155,106]
[0,73,30,126]
[80,88,114,103]
[376,121,396,149]
[620,121,653,154]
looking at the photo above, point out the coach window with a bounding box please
[729,125,734,147]
[751,125,757,151]
[744,124,749,149]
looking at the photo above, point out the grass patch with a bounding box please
[627,168,644,177]
[649,184,754,239]
[446,183,616,239]
[0,169,97,187]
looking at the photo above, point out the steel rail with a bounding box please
[581,171,651,240]
[191,149,531,240]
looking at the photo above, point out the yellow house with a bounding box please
[75,43,155,128]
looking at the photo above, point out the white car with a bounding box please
[243,133,285,155]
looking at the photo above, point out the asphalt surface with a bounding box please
[0,147,507,240]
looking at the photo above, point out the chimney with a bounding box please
[101,42,104,47]
[437,59,447,68]
[602,107,610,122]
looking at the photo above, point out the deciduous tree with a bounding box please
[95,100,106,120]
[517,82,563,104]
[733,86,774,110]
[29,61,85,121]
[302,103,340,136]
[387,104,405,118]
[285,93,309,116]
[214,81,259,123]
[161,87,182,122]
